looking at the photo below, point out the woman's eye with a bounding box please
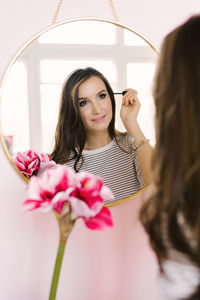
[99,93,106,99]
[79,100,87,107]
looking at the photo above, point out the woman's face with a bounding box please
[78,76,113,135]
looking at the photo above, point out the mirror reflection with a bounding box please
[51,67,150,203]
[0,18,158,204]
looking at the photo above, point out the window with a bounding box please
[2,22,157,154]
[1,61,29,154]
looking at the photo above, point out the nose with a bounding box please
[92,101,101,114]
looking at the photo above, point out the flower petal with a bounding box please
[68,196,104,218]
[22,199,52,212]
[37,161,56,176]
[23,165,77,214]
[83,206,114,230]
[27,176,44,200]
[100,185,114,202]
[22,199,42,211]
[51,188,74,205]
[13,150,40,176]
[53,201,66,214]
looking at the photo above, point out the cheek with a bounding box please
[80,109,89,125]
[107,99,113,115]
[79,110,85,122]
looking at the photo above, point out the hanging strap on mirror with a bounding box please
[108,0,119,22]
[51,0,119,25]
[52,0,64,25]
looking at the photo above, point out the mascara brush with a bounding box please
[113,91,127,96]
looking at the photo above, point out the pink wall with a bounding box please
[0,184,157,299]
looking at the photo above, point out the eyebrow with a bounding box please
[97,89,106,95]
[78,89,107,101]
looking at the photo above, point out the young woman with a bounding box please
[51,67,153,203]
[141,15,200,299]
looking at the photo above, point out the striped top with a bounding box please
[66,134,144,204]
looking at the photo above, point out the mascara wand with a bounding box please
[113,91,127,96]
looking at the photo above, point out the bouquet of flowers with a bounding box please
[14,150,114,300]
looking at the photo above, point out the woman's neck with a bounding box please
[84,131,112,150]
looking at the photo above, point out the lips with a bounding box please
[92,115,106,122]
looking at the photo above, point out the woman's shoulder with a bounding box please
[115,131,128,143]
[115,131,134,152]
[157,254,199,300]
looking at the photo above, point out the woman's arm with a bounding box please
[120,88,153,185]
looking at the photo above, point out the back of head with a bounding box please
[141,14,200,282]
[154,14,200,159]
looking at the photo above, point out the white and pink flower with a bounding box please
[23,165,114,230]
[37,153,56,176]
[14,150,40,177]
[14,150,56,178]
[68,172,114,229]
[23,165,76,214]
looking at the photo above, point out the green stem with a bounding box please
[49,212,75,300]
[49,240,66,300]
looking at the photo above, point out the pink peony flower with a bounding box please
[23,165,76,214]
[14,150,40,177]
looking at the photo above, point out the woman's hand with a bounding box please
[120,88,141,131]
[119,88,153,185]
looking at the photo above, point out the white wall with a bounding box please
[0,1,199,299]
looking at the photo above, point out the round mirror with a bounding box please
[0,18,158,206]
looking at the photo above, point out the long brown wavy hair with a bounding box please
[51,67,118,171]
[140,15,200,299]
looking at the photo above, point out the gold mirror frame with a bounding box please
[0,17,158,207]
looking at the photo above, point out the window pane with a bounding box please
[1,61,29,154]
[38,21,116,45]
[40,84,61,153]
[124,29,147,46]
[40,60,117,152]
[127,63,156,145]
[40,60,116,86]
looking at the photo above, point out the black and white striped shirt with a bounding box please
[66,134,144,204]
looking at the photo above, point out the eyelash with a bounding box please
[99,93,106,99]
[79,100,87,107]
[79,93,107,107]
